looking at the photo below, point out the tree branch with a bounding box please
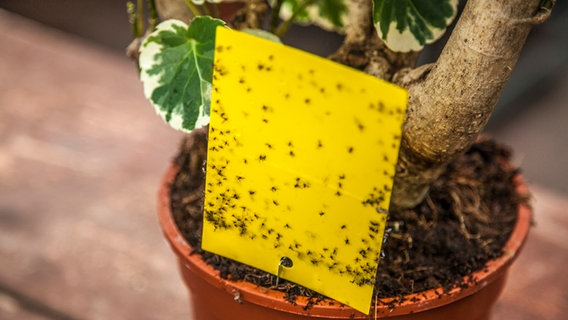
[391,0,554,210]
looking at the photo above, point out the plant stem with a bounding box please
[270,0,285,33]
[147,0,158,30]
[126,1,140,38]
[184,0,202,16]
[275,0,317,38]
[391,0,554,210]
[136,0,145,34]
[202,2,212,16]
[212,2,220,18]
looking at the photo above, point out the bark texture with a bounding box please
[391,0,552,209]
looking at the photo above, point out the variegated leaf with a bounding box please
[373,0,458,52]
[139,17,225,132]
[274,0,349,32]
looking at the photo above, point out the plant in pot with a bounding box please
[127,0,555,318]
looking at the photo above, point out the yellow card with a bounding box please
[202,27,408,314]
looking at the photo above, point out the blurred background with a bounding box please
[0,0,566,319]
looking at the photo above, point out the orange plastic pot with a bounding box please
[158,164,531,319]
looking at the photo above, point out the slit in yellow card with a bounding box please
[202,26,408,314]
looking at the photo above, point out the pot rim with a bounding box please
[158,164,531,318]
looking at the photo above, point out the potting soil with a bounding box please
[170,130,524,307]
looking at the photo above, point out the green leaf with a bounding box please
[373,0,458,52]
[139,17,225,132]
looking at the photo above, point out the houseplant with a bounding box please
[127,0,554,318]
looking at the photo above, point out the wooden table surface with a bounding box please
[1,10,566,320]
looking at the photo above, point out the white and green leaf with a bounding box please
[373,0,458,52]
[274,0,349,32]
[139,17,225,132]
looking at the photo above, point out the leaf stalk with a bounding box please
[275,0,317,38]
[184,0,203,16]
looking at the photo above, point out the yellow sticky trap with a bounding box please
[203,27,408,314]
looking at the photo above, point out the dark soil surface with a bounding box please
[170,128,525,306]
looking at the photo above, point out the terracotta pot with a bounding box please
[158,164,531,319]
